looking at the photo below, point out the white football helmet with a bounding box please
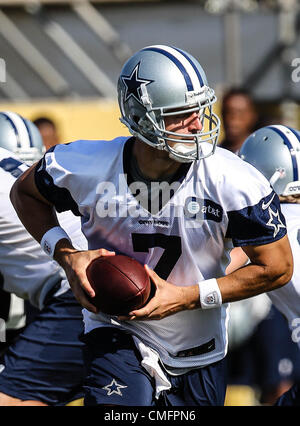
[118,45,220,163]
[0,111,44,164]
[239,124,300,196]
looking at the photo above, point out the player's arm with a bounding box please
[124,187,293,321]
[217,235,293,302]
[10,164,60,242]
[120,235,293,321]
[10,163,113,313]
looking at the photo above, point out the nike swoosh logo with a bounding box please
[262,193,276,210]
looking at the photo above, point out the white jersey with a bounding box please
[268,203,300,348]
[35,137,287,369]
[0,147,88,309]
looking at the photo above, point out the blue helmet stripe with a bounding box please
[18,114,33,148]
[172,46,204,87]
[286,126,300,144]
[267,126,299,181]
[141,47,194,91]
[0,112,21,148]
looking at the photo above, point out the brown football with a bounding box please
[86,254,151,315]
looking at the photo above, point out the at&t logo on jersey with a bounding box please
[184,197,223,222]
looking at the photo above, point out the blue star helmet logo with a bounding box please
[121,63,154,104]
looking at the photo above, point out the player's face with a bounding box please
[162,110,204,160]
[164,110,203,141]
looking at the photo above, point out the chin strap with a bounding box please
[269,168,286,186]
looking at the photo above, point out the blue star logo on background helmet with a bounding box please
[121,63,153,104]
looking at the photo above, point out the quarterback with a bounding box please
[10,45,293,406]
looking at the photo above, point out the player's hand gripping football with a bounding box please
[118,265,200,321]
[55,246,115,313]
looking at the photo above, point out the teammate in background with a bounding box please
[0,111,89,406]
[219,91,299,404]
[219,88,258,153]
[11,45,293,406]
[33,116,59,150]
[238,125,300,406]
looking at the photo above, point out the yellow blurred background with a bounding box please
[0,99,129,143]
[0,99,225,143]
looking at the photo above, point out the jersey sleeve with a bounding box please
[34,137,127,217]
[34,143,84,216]
[216,151,287,247]
[226,189,287,246]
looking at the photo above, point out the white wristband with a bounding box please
[199,278,222,309]
[40,226,71,258]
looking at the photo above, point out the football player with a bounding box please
[10,45,293,406]
[0,112,91,406]
[220,95,300,404]
[239,124,300,405]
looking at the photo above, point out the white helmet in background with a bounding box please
[239,124,300,196]
[0,111,44,164]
